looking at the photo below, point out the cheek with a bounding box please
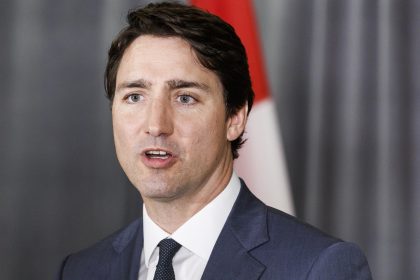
[112,123,128,162]
[112,114,140,154]
[113,108,142,135]
[176,114,227,151]
[112,117,125,145]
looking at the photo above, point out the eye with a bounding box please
[177,94,196,105]
[126,94,143,104]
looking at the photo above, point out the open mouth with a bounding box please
[144,150,172,159]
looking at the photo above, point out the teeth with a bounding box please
[146,150,170,158]
[147,150,167,155]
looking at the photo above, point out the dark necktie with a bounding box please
[153,238,182,280]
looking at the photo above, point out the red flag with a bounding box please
[192,0,294,214]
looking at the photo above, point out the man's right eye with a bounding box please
[126,94,142,103]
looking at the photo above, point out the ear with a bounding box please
[226,103,248,141]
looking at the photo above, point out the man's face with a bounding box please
[112,35,246,205]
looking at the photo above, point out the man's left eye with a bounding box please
[177,95,196,104]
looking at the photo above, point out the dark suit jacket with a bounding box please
[57,181,372,279]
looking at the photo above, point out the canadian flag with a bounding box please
[191,0,294,214]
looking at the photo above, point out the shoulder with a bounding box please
[233,183,372,278]
[234,182,341,253]
[56,219,142,280]
[265,206,339,254]
[256,205,372,279]
[66,218,141,262]
[305,241,372,279]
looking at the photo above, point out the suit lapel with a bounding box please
[105,181,268,280]
[202,181,268,280]
[108,219,144,280]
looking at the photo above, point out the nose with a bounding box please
[145,98,173,137]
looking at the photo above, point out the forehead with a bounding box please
[116,35,215,83]
[124,35,194,58]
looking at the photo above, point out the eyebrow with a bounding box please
[166,79,210,92]
[116,78,210,93]
[116,79,152,92]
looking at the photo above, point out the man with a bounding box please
[57,2,372,279]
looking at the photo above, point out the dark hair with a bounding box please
[105,2,254,159]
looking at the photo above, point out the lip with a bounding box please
[140,147,177,169]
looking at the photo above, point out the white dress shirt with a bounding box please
[138,172,241,280]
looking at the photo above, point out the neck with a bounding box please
[143,165,233,234]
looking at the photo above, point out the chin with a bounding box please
[136,180,179,200]
[142,190,182,203]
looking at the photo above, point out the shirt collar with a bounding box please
[142,172,241,267]
[143,205,170,268]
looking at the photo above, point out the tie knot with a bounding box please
[157,238,181,264]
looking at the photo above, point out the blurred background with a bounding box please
[0,0,419,279]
